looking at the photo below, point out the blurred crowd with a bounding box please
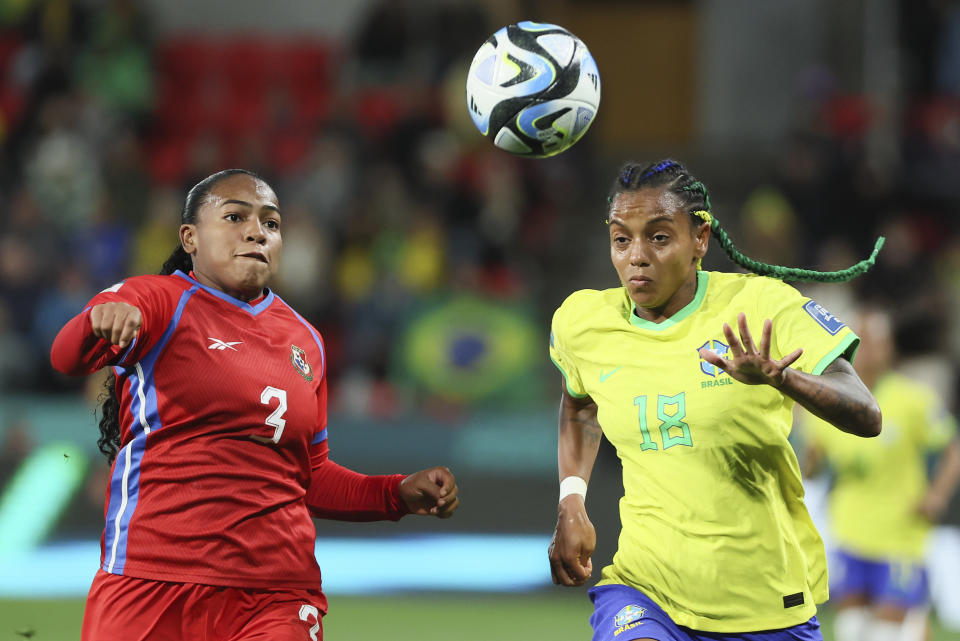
[0,0,598,418]
[1,0,960,423]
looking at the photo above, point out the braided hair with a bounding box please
[607,159,884,283]
[96,169,266,463]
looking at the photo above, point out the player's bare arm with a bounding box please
[89,302,142,348]
[917,437,960,521]
[549,384,600,587]
[700,312,881,437]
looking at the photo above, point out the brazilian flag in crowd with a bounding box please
[395,295,541,406]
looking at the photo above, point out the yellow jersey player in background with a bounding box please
[547,159,885,641]
[802,306,960,641]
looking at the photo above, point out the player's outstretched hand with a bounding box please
[699,313,802,388]
[549,495,596,587]
[398,466,459,518]
[90,302,142,348]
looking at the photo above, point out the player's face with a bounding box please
[181,174,282,301]
[608,187,709,322]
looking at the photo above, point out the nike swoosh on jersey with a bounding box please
[599,367,621,382]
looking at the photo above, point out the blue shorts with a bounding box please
[589,584,822,641]
[829,548,929,608]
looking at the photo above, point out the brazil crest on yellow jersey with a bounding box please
[549,271,859,633]
[803,372,956,561]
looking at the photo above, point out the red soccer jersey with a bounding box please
[50,270,398,590]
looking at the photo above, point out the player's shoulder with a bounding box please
[704,271,811,317]
[705,270,799,298]
[270,294,325,341]
[96,273,193,300]
[554,287,626,327]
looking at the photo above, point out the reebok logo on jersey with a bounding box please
[208,338,242,351]
[803,300,846,335]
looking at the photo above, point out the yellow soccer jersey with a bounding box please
[549,271,860,633]
[804,372,957,561]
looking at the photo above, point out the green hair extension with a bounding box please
[682,181,711,212]
[709,216,884,283]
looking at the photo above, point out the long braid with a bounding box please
[607,159,884,283]
[708,218,884,282]
[96,373,121,463]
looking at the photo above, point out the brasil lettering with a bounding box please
[614,621,644,636]
[701,378,733,389]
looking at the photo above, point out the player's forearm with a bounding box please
[777,358,881,437]
[306,459,408,521]
[50,309,123,375]
[929,438,960,505]
[558,391,602,481]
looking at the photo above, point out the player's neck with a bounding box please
[188,270,267,304]
[632,273,699,324]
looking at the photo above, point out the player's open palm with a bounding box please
[90,302,142,348]
[398,466,459,518]
[699,313,803,388]
[549,496,596,587]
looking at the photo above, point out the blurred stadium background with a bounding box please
[1,0,960,638]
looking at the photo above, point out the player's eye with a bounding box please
[264,219,280,230]
[225,213,242,222]
[652,233,669,242]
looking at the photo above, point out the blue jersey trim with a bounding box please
[102,439,146,575]
[117,336,138,365]
[275,296,326,380]
[103,285,197,575]
[311,428,329,445]
[173,270,275,316]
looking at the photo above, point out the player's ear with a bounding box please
[693,220,710,259]
[180,224,198,255]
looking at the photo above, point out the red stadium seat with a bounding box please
[268,129,313,173]
[354,88,401,140]
[147,136,192,186]
[0,32,24,80]
[155,36,222,88]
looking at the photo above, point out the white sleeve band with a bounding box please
[559,476,588,502]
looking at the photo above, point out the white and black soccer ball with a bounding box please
[465,21,601,158]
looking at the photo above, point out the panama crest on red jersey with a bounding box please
[290,345,313,381]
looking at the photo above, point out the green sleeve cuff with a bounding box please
[812,333,860,376]
[549,356,589,398]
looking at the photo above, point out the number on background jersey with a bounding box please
[633,392,692,451]
[258,386,288,444]
[299,604,320,641]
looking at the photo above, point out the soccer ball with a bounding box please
[465,21,601,158]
